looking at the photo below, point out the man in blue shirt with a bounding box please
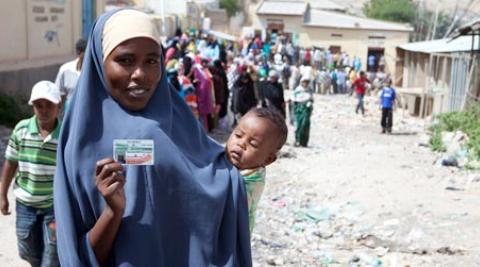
[380,80,396,133]
[368,54,376,72]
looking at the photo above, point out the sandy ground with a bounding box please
[0,94,479,266]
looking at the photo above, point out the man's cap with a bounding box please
[29,81,61,105]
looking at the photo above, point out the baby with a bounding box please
[225,107,288,232]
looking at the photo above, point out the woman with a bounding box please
[231,72,257,125]
[293,77,314,147]
[194,57,215,131]
[209,60,229,121]
[54,9,251,266]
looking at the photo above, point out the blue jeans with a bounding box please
[356,93,365,114]
[16,202,59,267]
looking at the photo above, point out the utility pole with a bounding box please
[430,4,440,40]
[444,0,478,37]
[160,0,167,35]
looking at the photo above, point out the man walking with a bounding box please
[353,71,370,115]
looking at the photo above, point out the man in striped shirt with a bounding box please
[0,81,61,266]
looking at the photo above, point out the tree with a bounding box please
[363,0,416,24]
[220,0,240,17]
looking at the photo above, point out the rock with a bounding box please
[469,175,480,183]
[313,230,334,239]
[266,256,284,266]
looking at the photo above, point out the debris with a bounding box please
[441,157,459,167]
[445,186,465,191]
[295,207,333,223]
[436,246,465,255]
[312,250,334,266]
[357,253,382,267]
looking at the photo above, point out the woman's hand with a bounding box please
[95,158,126,214]
[89,158,126,264]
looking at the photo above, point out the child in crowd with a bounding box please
[225,107,288,232]
[0,81,61,266]
[379,80,397,133]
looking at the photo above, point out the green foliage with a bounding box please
[220,0,239,17]
[363,0,416,23]
[430,105,480,159]
[0,92,30,127]
[430,125,446,152]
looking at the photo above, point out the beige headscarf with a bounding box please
[102,9,161,61]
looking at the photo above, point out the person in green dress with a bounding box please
[293,76,314,147]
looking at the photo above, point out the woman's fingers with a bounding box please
[96,162,124,183]
[95,158,115,176]
[105,180,125,195]
[98,171,125,189]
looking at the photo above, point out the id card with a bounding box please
[113,139,154,165]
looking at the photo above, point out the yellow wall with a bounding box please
[302,26,410,74]
[254,14,410,75]
[0,0,84,72]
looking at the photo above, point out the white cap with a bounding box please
[269,70,279,78]
[28,81,61,105]
[301,75,311,82]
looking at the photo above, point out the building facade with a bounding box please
[0,0,105,100]
[252,0,412,74]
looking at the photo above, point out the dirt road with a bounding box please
[252,94,480,266]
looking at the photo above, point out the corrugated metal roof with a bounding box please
[257,1,308,16]
[305,9,413,32]
[398,35,480,53]
[308,0,346,11]
[451,18,480,39]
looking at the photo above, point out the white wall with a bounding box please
[0,0,83,72]
[146,0,187,15]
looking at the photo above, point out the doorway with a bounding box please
[329,46,341,54]
[367,48,385,72]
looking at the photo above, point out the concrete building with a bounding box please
[396,34,480,117]
[0,0,105,101]
[252,0,412,74]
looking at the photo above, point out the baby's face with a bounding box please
[226,114,278,170]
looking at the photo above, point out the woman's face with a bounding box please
[104,38,162,111]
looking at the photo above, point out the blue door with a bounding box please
[82,0,95,38]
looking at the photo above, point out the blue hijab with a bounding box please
[54,9,251,267]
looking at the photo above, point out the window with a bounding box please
[369,36,386,39]
[331,33,343,38]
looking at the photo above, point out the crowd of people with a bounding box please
[161,25,394,141]
[0,9,398,266]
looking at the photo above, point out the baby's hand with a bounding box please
[95,158,126,214]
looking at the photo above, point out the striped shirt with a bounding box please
[5,116,60,208]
